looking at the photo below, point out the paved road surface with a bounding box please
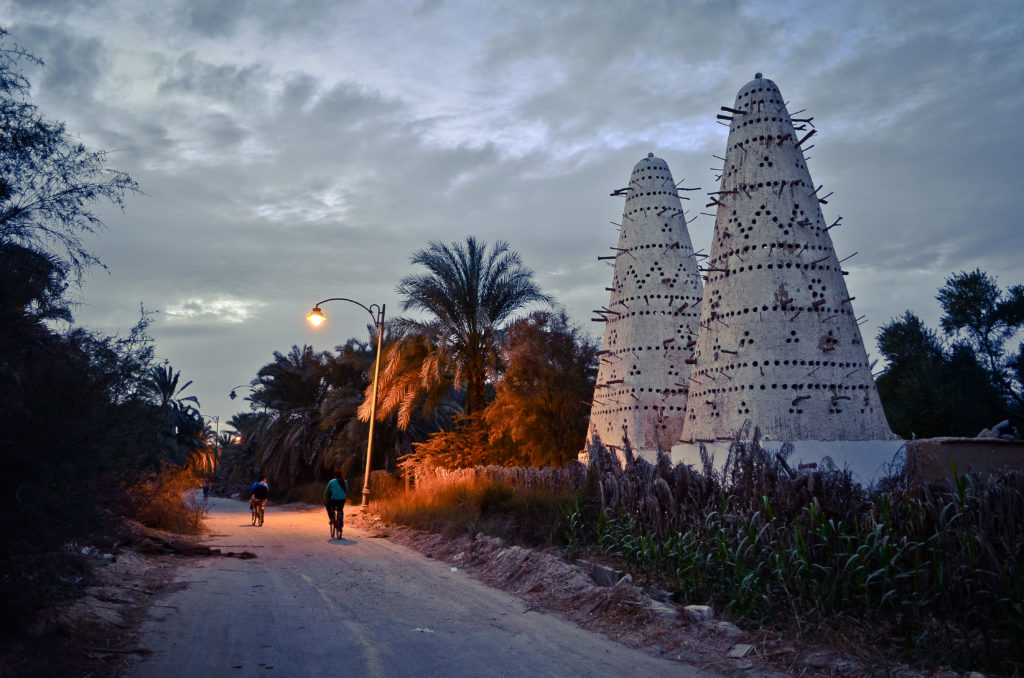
[128,497,714,678]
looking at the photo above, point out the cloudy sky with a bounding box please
[4,0,1022,429]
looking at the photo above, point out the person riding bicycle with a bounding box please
[324,469,348,537]
[250,476,270,513]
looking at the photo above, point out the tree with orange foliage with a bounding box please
[486,310,598,466]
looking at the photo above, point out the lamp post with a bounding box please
[229,384,255,400]
[206,414,220,477]
[307,297,385,511]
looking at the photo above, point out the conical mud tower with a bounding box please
[677,75,900,480]
[588,153,703,453]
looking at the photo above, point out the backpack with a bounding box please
[253,483,269,500]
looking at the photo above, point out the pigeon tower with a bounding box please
[588,153,703,453]
[677,75,899,479]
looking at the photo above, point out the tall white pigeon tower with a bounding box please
[676,75,900,481]
[588,153,703,454]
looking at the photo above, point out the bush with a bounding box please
[125,465,206,534]
[374,474,577,546]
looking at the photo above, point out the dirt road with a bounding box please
[127,497,714,678]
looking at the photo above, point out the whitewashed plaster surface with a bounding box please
[587,154,703,451]
[680,75,896,444]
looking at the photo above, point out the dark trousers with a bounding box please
[325,499,345,525]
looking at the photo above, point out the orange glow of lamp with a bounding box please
[307,306,326,327]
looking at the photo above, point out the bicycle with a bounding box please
[251,499,266,527]
[328,504,343,539]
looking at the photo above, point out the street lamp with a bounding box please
[229,384,255,400]
[307,297,386,511]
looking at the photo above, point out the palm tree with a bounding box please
[363,236,550,428]
[139,363,205,465]
[141,364,200,414]
[319,339,377,473]
[216,412,265,483]
[249,345,333,485]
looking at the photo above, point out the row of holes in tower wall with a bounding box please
[627,205,688,217]
[605,310,701,321]
[738,85,782,103]
[631,165,671,178]
[594,420,675,433]
[689,406,875,418]
[704,304,855,319]
[689,385,876,418]
[705,262,846,285]
[693,356,869,375]
[616,242,696,254]
[626,190,683,202]
[611,292,701,305]
[596,398,874,417]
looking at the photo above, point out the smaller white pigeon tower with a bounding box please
[587,153,703,454]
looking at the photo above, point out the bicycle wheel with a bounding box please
[251,505,257,525]
[257,503,264,527]
[329,513,338,539]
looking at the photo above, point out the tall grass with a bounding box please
[374,475,577,546]
[124,464,206,534]
[372,434,1023,674]
[570,435,1024,674]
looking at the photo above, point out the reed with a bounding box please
[375,474,577,546]
[573,434,1024,674]
[371,432,1023,673]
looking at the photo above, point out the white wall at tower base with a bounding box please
[669,439,906,486]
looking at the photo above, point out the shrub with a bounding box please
[374,474,577,546]
[125,465,206,534]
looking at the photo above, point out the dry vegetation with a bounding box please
[370,433,1024,677]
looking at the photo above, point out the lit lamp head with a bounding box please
[307,306,326,327]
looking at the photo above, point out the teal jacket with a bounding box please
[325,477,347,502]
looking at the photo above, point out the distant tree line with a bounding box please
[875,269,1023,438]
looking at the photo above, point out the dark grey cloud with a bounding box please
[178,0,253,38]
[10,0,100,14]
[3,0,1021,425]
[17,25,106,109]
[157,52,270,107]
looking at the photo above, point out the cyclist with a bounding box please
[324,469,348,537]
[250,475,270,516]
